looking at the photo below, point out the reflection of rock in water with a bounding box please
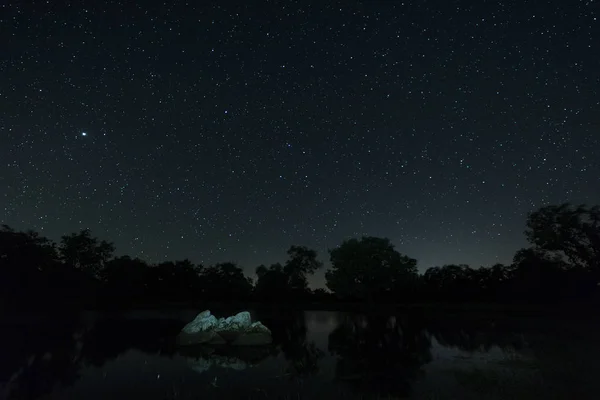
[186,355,249,373]
[178,344,277,374]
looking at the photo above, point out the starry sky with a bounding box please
[1,0,599,287]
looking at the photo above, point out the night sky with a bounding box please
[1,1,599,287]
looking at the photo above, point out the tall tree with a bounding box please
[0,226,97,309]
[525,203,600,275]
[0,226,60,308]
[422,263,511,302]
[508,247,595,302]
[152,259,202,301]
[423,264,469,301]
[0,225,59,270]
[254,263,291,301]
[201,262,252,301]
[254,246,323,301]
[284,245,323,294]
[59,229,115,277]
[284,245,323,275]
[325,236,418,301]
[102,256,152,306]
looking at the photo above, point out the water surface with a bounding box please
[2,308,599,399]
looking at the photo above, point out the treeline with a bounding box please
[1,202,599,310]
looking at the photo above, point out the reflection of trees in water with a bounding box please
[1,316,183,400]
[254,310,324,378]
[1,317,84,400]
[82,317,181,367]
[2,312,325,399]
[11,312,600,400]
[425,318,600,399]
[521,322,600,399]
[425,317,527,353]
[328,313,432,398]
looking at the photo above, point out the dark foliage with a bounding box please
[200,262,254,301]
[59,229,115,278]
[0,226,98,310]
[525,203,600,273]
[326,236,419,302]
[1,202,599,310]
[254,245,323,302]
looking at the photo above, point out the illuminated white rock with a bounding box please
[182,310,217,334]
[216,311,251,331]
[177,310,272,346]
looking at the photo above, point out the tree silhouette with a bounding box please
[150,259,202,302]
[311,288,332,302]
[2,201,600,310]
[254,263,291,301]
[101,256,153,306]
[0,225,94,309]
[59,229,114,278]
[509,247,596,303]
[325,236,418,301]
[200,262,253,301]
[422,263,512,302]
[525,203,600,275]
[0,225,59,267]
[284,245,323,294]
[254,246,323,302]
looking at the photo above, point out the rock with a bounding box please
[177,330,221,346]
[177,310,221,345]
[216,311,251,331]
[247,321,271,334]
[214,311,252,342]
[206,332,227,345]
[232,332,273,345]
[181,310,217,334]
[232,322,272,345]
[177,310,272,346]
[215,330,242,343]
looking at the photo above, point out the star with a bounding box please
[0,0,597,286]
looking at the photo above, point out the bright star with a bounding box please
[81,132,87,136]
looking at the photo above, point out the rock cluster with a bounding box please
[177,310,272,346]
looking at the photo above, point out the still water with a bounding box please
[2,308,600,399]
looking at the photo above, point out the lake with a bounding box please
[2,308,600,399]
